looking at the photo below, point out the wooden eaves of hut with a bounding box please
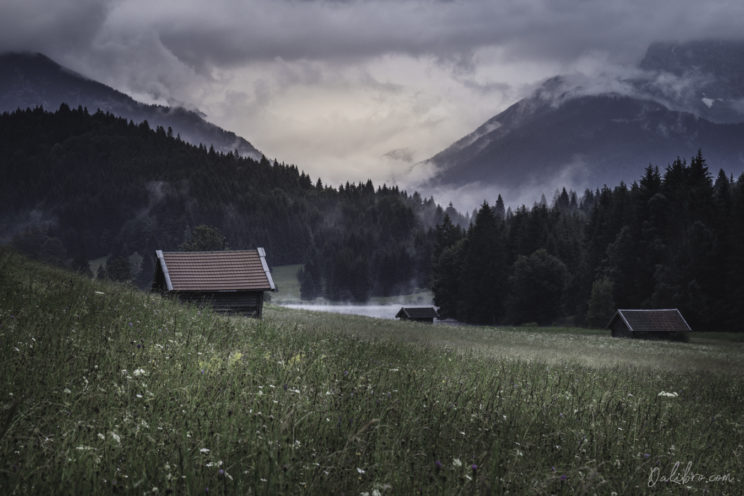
[395,306,440,323]
[152,248,276,318]
[607,308,692,340]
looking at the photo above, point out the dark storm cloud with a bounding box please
[0,0,113,54]
[4,0,744,80]
[108,0,744,69]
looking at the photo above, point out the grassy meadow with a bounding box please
[1,249,743,495]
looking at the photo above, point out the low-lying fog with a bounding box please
[280,303,403,320]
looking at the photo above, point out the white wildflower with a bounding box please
[199,448,210,454]
[136,394,143,399]
[110,432,121,443]
[357,467,366,474]
[133,368,147,377]
[97,433,105,440]
[63,388,72,394]
[657,391,679,398]
[452,458,462,467]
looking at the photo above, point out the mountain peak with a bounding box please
[0,51,262,160]
[417,40,744,208]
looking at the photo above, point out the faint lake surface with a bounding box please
[280,304,403,320]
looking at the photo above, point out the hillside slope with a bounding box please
[0,106,439,296]
[1,250,742,494]
[0,52,262,159]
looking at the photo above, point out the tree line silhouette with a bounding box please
[1,105,445,294]
[432,151,744,331]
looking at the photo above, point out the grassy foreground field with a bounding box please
[1,250,743,494]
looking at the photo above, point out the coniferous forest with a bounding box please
[431,152,744,331]
[0,105,445,296]
[2,106,744,330]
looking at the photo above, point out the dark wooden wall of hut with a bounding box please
[174,291,264,317]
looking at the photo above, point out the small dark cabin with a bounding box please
[395,306,439,323]
[152,248,276,318]
[607,309,691,340]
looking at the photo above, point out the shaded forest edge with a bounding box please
[0,105,457,299]
[431,151,744,331]
[2,106,743,330]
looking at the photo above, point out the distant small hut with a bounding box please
[395,306,439,323]
[152,248,276,318]
[607,309,691,340]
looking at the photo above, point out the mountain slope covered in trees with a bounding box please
[0,106,447,297]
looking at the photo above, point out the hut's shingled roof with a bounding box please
[156,249,275,292]
[609,309,692,332]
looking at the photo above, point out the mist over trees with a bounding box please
[1,105,453,295]
[432,151,744,331]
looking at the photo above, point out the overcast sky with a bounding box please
[2,0,743,200]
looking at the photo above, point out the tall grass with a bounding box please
[1,249,742,494]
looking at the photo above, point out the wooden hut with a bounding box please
[395,306,439,323]
[607,309,691,340]
[152,248,276,318]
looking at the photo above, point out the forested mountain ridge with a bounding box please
[0,52,262,159]
[0,106,447,297]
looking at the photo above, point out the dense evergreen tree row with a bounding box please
[0,105,449,294]
[296,186,443,301]
[432,152,744,331]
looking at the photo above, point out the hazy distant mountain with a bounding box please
[422,40,744,197]
[0,52,262,160]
